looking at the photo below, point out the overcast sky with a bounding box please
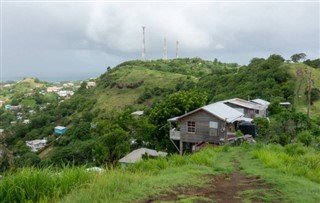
[1,0,319,81]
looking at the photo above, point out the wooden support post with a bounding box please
[179,140,183,155]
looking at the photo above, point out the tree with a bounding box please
[304,87,320,105]
[149,90,207,150]
[14,152,41,167]
[94,126,130,167]
[304,58,320,69]
[291,53,307,63]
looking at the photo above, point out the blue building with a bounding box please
[54,126,67,134]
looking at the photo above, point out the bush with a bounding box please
[297,131,313,146]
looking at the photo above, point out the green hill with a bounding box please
[91,58,237,110]
[1,55,320,172]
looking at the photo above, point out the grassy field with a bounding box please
[1,144,320,203]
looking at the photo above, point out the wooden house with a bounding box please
[168,102,252,154]
[223,98,266,118]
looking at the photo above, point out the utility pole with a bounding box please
[163,37,167,60]
[142,26,146,61]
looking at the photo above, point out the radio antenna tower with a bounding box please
[163,37,167,60]
[142,26,146,61]
[176,40,179,59]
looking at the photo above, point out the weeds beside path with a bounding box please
[141,159,283,203]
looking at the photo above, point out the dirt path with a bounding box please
[141,161,282,203]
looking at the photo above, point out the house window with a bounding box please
[209,121,218,136]
[187,121,196,133]
[209,121,218,129]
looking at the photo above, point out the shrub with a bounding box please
[297,131,313,146]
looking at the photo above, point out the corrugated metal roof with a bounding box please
[167,116,180,122]
[168,102,244,123]
[202,102,244,122]
[224,98,264,110]
[131,111,144,116]
[251,99,270,107]
[119,148,167,164]
[55,126,66,130]
[235,117,253,122]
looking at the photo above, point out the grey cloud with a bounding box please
[1,2,319,80]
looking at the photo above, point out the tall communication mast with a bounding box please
[163,37,167,60]
[176,40,179,59]
[142,26,146,61]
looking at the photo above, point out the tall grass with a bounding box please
[127,147,225,174]
[252,144,320,183]
[0,146,240,203]
[62,146,233,203]
[0,167,94,203]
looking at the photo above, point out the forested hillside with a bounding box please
[0,55,320,171]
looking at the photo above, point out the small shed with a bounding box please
[55,126,67,134]
[119,148,167,169]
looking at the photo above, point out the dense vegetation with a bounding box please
[1,55,320,171]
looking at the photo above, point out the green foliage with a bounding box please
[297,131,313,146]
[253,117,269,137]
[197,54,293,102]
[291,53,307,63]
[269,111,311,144]
[304,58,320,69]
[305,87,320,104]
[235,130,244,138]
[48,140,96,166]
[149,90,207,150]
[149,90,208,126]
[0,167,94,203]
[14,152,41,167]
[94,127,130,167]
[137,86,173,104]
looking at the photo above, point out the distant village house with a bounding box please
[25,139,47,152]
[57,90,74,97]
[119,148,167,168]
[55,126,67,134]
[5,105,21,111]
[86,81,96,89]
[47,86,61,93]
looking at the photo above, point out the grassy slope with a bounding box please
[290,63,320,117]
[60,145,320,203]
[93,61,202,110]
[0,78,45,101]
[1,145,320,202]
